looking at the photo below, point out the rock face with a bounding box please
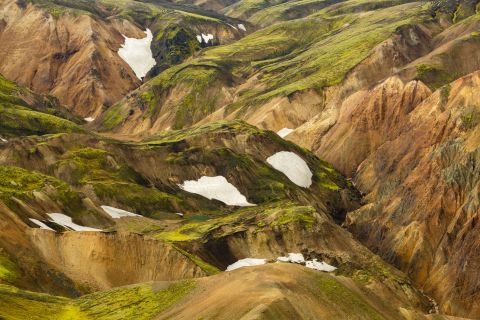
[345,72,480,318]
[284,6,480,317]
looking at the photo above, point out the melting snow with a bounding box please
[226,258,267,271]
[227,23,238,30]
[305,259,337,272]
[101,205,140,219]
[0,136,7,142]
[29,218,54,231]
[201,33,214,43]
[277,128,294,138]
[179,176,255,206]
[47,213,102,231]
[238,24,247,32]
[196,35,202,43]
[84,117,95,122]
[118,28,156,80]
[277,253,336,272]
[277,253,305,263]
[266,151,312,188]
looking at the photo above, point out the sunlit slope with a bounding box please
[96,0,426,134]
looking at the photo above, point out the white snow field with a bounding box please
[118,28,156,79]
[47,213,102,231]
[226,258,267,271]
[179,176,255,206]
[277,253,336,272]
[276,128,294,138]
[101,205,140,219]
[201,33,214,43]
[29,218,54,231]
[277,253,305,263]
[305,259,337,272]
[266,151,313,188]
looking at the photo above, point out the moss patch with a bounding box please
[76,280,196,319]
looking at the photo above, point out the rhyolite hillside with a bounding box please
[0,0,479,318]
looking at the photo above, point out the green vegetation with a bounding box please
[173,245,221,275]
[104,0,426,131]
[460,107,480,130]
[0,255,18,284]
[156,202,319,242]
[416,64,456,90]
[0,166,83,214]
[0,74,82,137]
[311,271,384,319]
[76,280,196,319]
[0,104,82,137]
[102,103,125,130]
[0,284,72,320]
[0,280,196,320]
[269,205,316,228]
[55,147,184,217]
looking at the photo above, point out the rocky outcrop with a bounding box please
[344,71,480,318]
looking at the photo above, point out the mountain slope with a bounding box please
[95,0,426,135]
[0,264,463,320]
[0,0,248,117]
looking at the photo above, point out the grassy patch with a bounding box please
[0,255,18,284]
[0,166,83,214]
[311,272,384,319]
[76,280,196,320]
[416,64,456,90]
[173,245,221,275]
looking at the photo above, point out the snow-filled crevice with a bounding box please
[47,213,102,232]
[118,28,156,80]
[101,205,140,219]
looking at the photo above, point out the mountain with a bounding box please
[0,0,248,117]
[0,0,479,318]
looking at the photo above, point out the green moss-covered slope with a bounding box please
[0,74,82,138]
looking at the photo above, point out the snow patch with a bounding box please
[226,258,267,271]
[101,205,140,219]
[47,213,102,231]
[196,35,202,43]
[29,218,54,231]
[179,176,255,207]
[277,253,305,263]
[266,151,312,188]
[277,253,336,272]
[174,212,184,217]
[0,136,7,142]
[238,24,247,32]
[305,259,337,272]
[84,117,95,122]
[277,128,294,138]
[118,28,156,80]
[201,33,214,43]
[227,23,237,30]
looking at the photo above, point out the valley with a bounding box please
[0,0,479,319]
